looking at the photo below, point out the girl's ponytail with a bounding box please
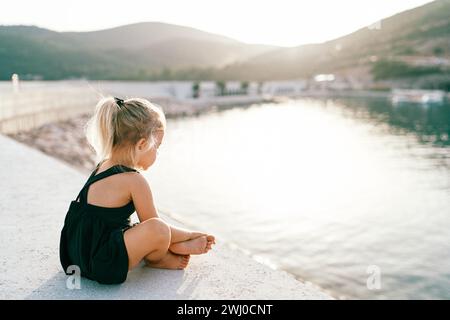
[85,97,120,164]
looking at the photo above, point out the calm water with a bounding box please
[144,97,450,299]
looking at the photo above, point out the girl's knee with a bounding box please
[145,218,171,243]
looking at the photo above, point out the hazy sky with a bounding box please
[1,0,434,47]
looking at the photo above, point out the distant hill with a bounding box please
[0,1,448,83]
[221,0,450,82]
[0,22,277,80]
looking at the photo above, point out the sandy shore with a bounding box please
[7,113,97,172]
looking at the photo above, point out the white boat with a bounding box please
[391,89,445,105]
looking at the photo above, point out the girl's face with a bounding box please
[136,130,164,170]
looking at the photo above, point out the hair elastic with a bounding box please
[114,97,125,107]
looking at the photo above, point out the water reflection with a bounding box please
[145,97,450,299]
[320,97,450,147]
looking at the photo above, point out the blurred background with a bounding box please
[1,0,449,299]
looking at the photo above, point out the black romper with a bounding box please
[59,162,139,284]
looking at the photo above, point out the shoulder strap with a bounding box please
[75,164,138,203]
[75,161,103,202]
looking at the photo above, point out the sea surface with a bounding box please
[144,97,450,299]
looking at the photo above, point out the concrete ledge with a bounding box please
[0,134,332,299]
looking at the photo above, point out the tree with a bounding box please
[192,82,200,98]
[240,81,249,95]
[433,47,444,56]
[216,81,226,96]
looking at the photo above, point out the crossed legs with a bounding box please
[124,218,215,270]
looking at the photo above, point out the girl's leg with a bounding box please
[167,224,197,244]
[167,224,216,255]
[170,236,210,255]
[168,224,215,244]
[124,218,189,270]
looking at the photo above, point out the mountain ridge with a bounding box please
[0,0,448,82]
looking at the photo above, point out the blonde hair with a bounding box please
[85,97,166,170]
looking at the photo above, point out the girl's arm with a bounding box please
[129,173,159,222]
[129,173,195,243]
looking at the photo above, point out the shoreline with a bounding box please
[159,208,338,299]
[2,90,396,172]
[4,88,447,136]
[0,89,394,136]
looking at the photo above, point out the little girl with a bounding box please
[59,97,215,284]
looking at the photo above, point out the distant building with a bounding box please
[247,82,260,96]
[308,74,355,91]
[195,81,261,98]
[198,81,217,98]
[261,80,307,95]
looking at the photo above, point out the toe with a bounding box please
[181,256,190,268]
[179,260,187,269]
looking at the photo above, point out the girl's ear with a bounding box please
[136,138,148,151]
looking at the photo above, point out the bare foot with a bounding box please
[190,232,216,244]
[190,232,216,251]
[145,251,190,270]
[169,236,209,255]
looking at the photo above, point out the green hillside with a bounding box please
[0,23,276,80]
[0,1,448,82]
[221,0,450,82]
